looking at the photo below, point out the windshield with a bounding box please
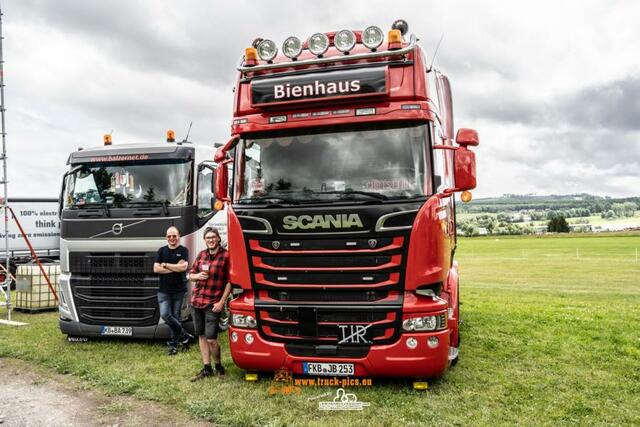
[235,123,429,205]
[64,160,192,208]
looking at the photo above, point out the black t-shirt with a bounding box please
[155,245,189,294]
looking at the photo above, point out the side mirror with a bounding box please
[455,128,479,148]
[454,147,477,191]
[453,128,479,191]
[215,164,230,202]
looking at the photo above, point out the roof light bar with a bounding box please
[238,34,416,73]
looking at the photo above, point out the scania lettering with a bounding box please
[57,132,226,339]
[217,21,479,381]
[282,214,363,230]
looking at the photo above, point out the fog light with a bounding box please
[307,33,329,56]
[362,25,384,50]
[334,29,356,53]
[245,333,254,344]
[427,336,439,349]
[282,36,303,59]
[231,331,238,343]
[257,39,278,62]
[406,337,418,349]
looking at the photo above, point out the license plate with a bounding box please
[100,326,133,336]
[303,362,354,376]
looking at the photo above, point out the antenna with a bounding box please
[183,121,193,143]
[428,33,444,71]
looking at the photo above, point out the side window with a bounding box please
[197,163,216,217]
[431,123,453,193]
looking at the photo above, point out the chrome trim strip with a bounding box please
[64,216,180,221]
[238,35,417,73]
[375,209,419,232]
[277,230,371,236]
[89,219,147,239]
[238,215,273,235]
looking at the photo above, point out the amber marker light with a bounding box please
[244,47,258,66]
[214,200,224,211]
[166,130,176,142]
[461,191,473,203]
[387,29,402,50]
[103,134,112,146]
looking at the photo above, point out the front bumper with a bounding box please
[228,327,450,378]
[59,317,174,339]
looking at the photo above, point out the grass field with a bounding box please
[1,232,639,426]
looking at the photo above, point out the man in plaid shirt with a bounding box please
[188,227,231,381]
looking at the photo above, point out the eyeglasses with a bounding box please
[167,235,178,238]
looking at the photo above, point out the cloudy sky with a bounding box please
[3,0,639,198]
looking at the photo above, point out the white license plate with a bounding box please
[303,362,354,376]
[100,326,133,336]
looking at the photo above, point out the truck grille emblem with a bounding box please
[112,223,123,235]
[272,241,280,250]
[368,239,377,248]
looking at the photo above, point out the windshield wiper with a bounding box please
[320,190,389,201]
[122,200,171,215]
[75,202,110,216]
[237,196,300,205]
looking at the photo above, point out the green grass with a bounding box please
[1,233,640,426]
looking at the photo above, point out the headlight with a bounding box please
[402,314,447,331]
[334,29,356,53]
[307,33,329,56]
[257,39,278,62]
[282,36,303,59]
[362,26,384,50]
[232,313,257,329]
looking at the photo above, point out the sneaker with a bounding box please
[190,368,213,382]
[215,364,226,376]
[178,331,195,346]
[167,346,178,356]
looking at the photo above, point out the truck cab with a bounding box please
[217,21,478,378]
[58,133,225,338]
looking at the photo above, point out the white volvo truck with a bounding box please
[58,133,226,338]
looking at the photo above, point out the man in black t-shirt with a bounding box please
[154,226,194,355]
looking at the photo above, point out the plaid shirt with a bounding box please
[189,248,230,309]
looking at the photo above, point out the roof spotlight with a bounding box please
[282,36,303,59]
[334,29,356,53]
[362,25,384,50]
[307,33,329,56]
[257,39,278,62]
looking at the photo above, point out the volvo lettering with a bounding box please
[217,20,479,384]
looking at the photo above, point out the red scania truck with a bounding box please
[214,20,479,381]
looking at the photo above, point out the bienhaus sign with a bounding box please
[251,67,387,106]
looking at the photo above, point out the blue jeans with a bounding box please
[157,290,187,346]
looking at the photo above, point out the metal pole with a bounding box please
[0,3,10,321]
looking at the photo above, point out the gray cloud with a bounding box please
[3,0,640,198]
